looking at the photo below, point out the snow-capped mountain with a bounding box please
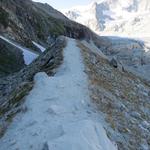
[64,0,150,36]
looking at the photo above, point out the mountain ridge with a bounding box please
[64,0,150,36]
[0,0,96,49]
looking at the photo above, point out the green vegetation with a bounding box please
[48,17,65,37]
[36,16,65,40]
[36,22,45,40]
[0,7,9,28]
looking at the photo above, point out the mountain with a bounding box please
[64,0,150,36]
[0,0,100,76]
[0,1,150,150]
[0,0,95,49]
[0,0,103,133]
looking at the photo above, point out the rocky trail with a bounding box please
[0,38,117,150]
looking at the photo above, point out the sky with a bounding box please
[33,0,92,10]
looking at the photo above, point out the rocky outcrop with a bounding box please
[0,37,66,136]
[0,38,25,76]
[109,58,118,68]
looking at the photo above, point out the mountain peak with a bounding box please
[64,0,150,35]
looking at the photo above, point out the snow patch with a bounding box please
[32,41,46,52]
[0,36,38,65]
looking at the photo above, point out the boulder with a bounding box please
[42,142,49,150]
[110,58,118,68]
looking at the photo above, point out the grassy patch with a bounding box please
[48,17,65,37]
[35,15,65,40]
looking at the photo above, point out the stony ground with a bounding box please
[78,42,150,150]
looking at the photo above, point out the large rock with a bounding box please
[42,142,49,150]
[110,58,118,68]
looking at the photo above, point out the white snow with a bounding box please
[32,41,46,52]
[0,36,38,65]
[0,38,117,150]
[64,0,150,36]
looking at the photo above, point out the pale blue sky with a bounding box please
[33,0,92,10]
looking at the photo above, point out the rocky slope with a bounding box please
[97,36,150,82]
[78,41,150,150]
[0,0,94,48]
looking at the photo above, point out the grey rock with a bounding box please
[140,139,149,150]
[42,142,49,150]
[141,121,150,130]
[110,58,118,68]
[130,111,141,119]
[119,104,127,112]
